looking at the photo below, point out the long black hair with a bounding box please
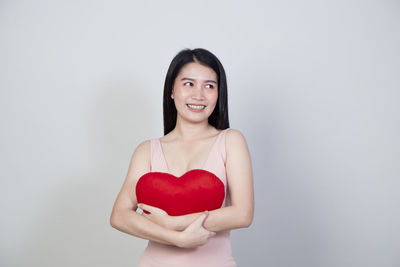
[163,48,229,135]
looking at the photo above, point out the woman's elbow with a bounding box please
[240,209,254,228]
[241,215,253,228]
[110,211,121,229]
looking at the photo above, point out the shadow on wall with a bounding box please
[19,83,157,267]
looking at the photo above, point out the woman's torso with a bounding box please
[136,128,236,267]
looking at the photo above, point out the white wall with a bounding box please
[1,1,399,266]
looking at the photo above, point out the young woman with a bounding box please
[110,48,254,266]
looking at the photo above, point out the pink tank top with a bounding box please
[137,128,237,267]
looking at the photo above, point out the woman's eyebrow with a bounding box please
[181,78,195,81]
[181,77,217,84]
[205,80,217,84]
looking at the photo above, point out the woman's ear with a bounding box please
[171,90,174,99]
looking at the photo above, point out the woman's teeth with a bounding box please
[187,104,205,110]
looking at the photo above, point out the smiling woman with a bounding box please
[171,62,219,124]
[110,48,254,267]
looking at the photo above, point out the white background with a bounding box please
[1,1,399,266]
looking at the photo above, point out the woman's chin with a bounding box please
[177,114,210,124]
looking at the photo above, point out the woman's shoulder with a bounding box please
[132,139,152,159]
[225,128,251,162]
[135,133,162,150]
[225,128,247,143]
[225,128,249,152]
[125,139,152,174]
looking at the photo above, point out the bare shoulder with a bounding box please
[134,139,151,157]
[225,128,251,160]
[226,128,248,147]
[127,139,151,181]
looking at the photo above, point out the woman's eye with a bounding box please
[205,84,214,89]
[184,82,193,86]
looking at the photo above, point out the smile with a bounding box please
[186,104,206,110]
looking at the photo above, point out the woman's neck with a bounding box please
[171,120,216,141]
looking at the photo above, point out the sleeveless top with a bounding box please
[137,128,237,267]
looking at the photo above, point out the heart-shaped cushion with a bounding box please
[136,169,225,216]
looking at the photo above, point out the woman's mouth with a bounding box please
[186,104,206,111]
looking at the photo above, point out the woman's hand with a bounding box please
[175,211,216,248]
[138,204,216,248]
[138,203,175,229]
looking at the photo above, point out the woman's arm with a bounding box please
[141,129,255,232]
[110,140,215,248]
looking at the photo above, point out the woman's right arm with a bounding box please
[109,140,214,248]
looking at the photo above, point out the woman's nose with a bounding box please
[192,84,205,99]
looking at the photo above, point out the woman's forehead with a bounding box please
[177,62,217,81]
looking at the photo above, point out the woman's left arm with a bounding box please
[140,129,254,232]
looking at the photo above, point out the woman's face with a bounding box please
[172,62,218,124]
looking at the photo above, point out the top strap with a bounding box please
[150,139,168,172]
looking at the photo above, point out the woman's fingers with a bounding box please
[137,203,150,214]
[137,203,150,211]
[177,211,216,248]
[187,211,212,232]
[194,211,209,226]
[137,203,167,215]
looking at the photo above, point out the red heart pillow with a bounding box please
[136,169,225,216]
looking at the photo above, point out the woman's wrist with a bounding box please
[167,215,184,231]
[164,228,183,247]
[170,213,201,231]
